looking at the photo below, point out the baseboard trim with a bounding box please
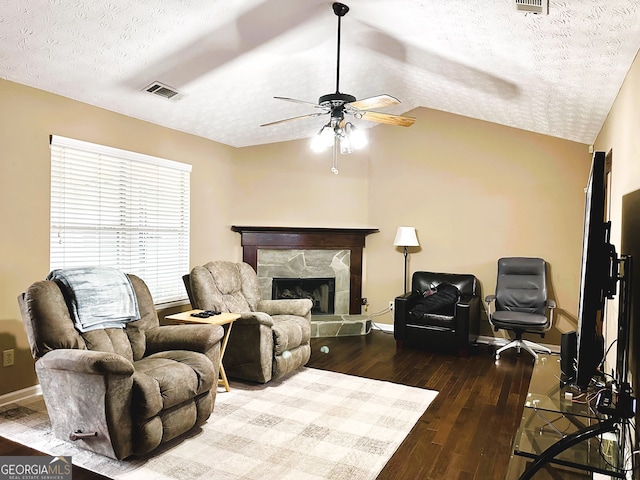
[365,327,561,354]
[0,385,42,407]
[370,321,394,333]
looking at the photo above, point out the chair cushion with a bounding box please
[410,283,460,319]
[408,312,456,329]
[491,311,549,332]
[132,351,215,418]
[272,315,311,355]
[81,328,135,362]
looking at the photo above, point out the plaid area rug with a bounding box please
[0,367,437,480]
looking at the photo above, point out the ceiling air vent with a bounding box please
[515,0,548,14]
[143,82,182,101]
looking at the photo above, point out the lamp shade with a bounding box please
[393,226,419,247]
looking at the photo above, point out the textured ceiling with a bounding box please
[1,0,640,148]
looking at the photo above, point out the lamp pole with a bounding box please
[402,245,409,294]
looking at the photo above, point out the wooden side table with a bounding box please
[165,310,240,392]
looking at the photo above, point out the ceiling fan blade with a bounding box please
[274,96,323,108]
[361,111,415,127]
[260,112,326,127]
[347,94,400,111]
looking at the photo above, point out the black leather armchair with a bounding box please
[394,272,480,356]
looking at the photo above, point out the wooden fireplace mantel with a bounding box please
[231,226,379,314]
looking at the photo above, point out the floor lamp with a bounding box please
[393,226,420,294]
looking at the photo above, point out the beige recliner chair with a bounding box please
[185,261,312,383]
[18,271,224,460]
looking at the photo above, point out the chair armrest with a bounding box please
[394,292,420,340]
[145,324,224,355]
[455,295,481,345]
[237,311,275,327]
[485,294,496,303]
[395,292,420,313]
[457,294,477,308]
[37,349,134,376]
[546,299,557,327]
[257,299,313,319]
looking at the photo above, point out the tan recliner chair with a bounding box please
[185,261,312,383]
[18,272,224,460]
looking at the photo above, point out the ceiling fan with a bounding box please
[260,2,415,172]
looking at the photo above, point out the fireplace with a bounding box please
[231,226,378,314]
[272,277,336,315]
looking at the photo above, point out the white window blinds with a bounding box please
[50,135,191,305]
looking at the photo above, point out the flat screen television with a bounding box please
[575,151,614,390]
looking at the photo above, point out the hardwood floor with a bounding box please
[0,330,590,479]
[309,330,589,480]
[311,330,529,479]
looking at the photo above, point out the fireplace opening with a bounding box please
[272,277,336,315]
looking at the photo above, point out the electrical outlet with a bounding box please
[389,301,394,311]
[3,349,14,367]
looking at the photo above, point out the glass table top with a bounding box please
[523,355,599,419]
[513,354,624,477]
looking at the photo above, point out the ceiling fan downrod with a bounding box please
[317,4,354,115]
[333,2,349,95]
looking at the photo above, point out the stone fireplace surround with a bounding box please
[258,249,349,314]
[231,226,378,315]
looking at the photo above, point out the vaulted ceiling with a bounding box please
[2,0,640,148]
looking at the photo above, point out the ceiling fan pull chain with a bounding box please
[331,136,339,174]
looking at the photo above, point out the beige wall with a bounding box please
[594,49,640,388]
[365,108,590,338]
[0,75,593,397]
[229,140,370,228]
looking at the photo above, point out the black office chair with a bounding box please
[485,257,556,360]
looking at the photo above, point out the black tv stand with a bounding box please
[516,255,635,479]
[519,416,621,480]
[510,355,626,478]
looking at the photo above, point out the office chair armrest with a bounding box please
[545,299,557,328]
[484,294,496,327]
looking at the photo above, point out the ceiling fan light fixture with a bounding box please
[340,135,354,155]
[310,124,335,152]
[265,1,412,174]
[346,122,367,150]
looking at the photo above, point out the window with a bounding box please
[50,135,191,305]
